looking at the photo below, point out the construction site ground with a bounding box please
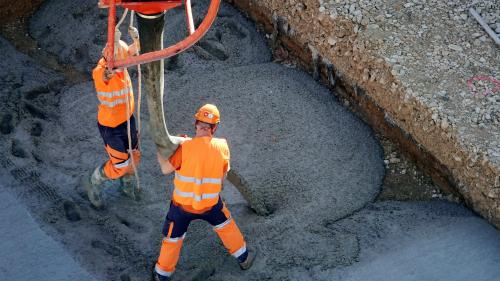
[0,0,499,280]
[227,0,500,227]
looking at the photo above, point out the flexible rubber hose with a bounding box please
[137,12,184,159]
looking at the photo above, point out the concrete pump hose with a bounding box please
[124,9,140,192]
[137,12,184,159]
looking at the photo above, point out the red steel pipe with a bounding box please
[106,0,117,69]
[112,0,220,69]
[102,0,221,69]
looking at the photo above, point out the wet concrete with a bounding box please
[0,187,96,281]
[0,0,499,280]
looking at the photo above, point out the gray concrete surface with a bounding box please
[321,201,500,281]
[0,187,96,281]
[0,0,498,280]
[164,63,384,220]
[30,0,271,73]
[333,218,500,281]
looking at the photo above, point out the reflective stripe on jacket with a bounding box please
[172,137,230,210]
[92,58,134,128]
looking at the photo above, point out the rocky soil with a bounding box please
[318,0,499,161]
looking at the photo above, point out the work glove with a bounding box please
[178,134,191,144]
[128,26,139,41]
[114,29,122,44]
[103,68,116,82]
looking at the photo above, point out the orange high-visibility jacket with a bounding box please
[172,137,230,210]
[92,58,134,127]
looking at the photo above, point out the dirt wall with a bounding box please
[226,0,500,228]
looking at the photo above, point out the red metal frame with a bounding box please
[99,0,183,15]
[100,0,220,69]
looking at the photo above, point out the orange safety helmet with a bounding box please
[194,104,220,124]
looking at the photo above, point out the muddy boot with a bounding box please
[238,247,257,270]
[153,273,170,281]
[119,174,139,201]
[84,165,107,208]
[151,263,171,281]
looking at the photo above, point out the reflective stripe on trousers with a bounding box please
[163,233,186,243]
[156,199,247,275]
[155,264,174,277]
[114,158,130,168]
[231,243,247,258]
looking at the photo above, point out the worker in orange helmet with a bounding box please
[84,26,141,208]
[154,104,256,281]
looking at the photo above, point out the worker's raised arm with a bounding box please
[127,26,140,56]
[157,152,175,175]
[156,136,190,174]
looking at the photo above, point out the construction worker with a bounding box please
[84,27,141,208]
[154,104,256,281]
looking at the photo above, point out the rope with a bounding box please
[123,9,141,193]
[113,9,129,59]
[131,11,142,148]
[116,9,129,31]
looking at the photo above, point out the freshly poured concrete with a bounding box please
[0,0,497,280]
[0,188,96,281]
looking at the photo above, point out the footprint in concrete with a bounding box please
[24,85,51,100]
[193,45,214,61]
[11,139,28,158]
[196,39,229,61]
[63,200,81,222]
[166,55,182,71]
[224,19,250,39]
[0,113,14,135]
[31,122,43,137]
[32,152,43,163]
[116,214,147,234]
[24,101,48,120]
[91,239,123,257]
[172,261,216,281]
[74,45,91,65]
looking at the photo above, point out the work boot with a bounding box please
[238,248,257,270]
[84,165,107,208]
[119,174,139,201]
[154,273,170,281]
[151,264,171,281]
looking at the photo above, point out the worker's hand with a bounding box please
[114,29,122,44]
[156,151,166,164]
[157,151,175,175]
[177,134,191,144]
[103,68,115,82]
[128,26,139,41]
